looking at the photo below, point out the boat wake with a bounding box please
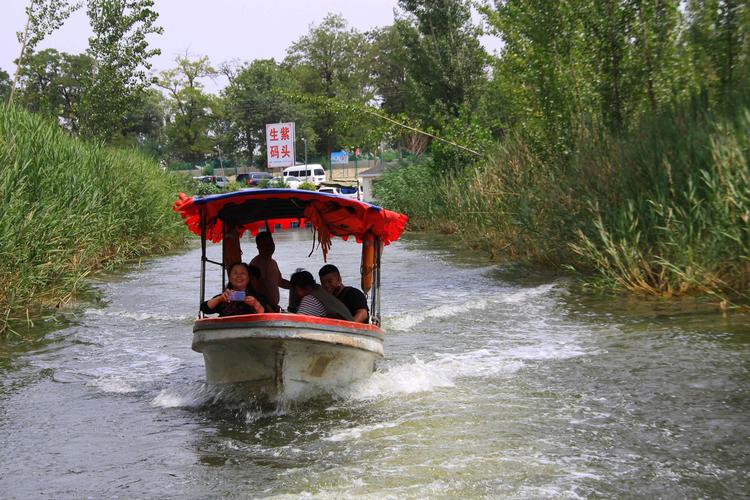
[84,308,195,323]
[337,352,527,401]
[384,283,558,331]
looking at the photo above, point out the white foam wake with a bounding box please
[151,385,214,408]
[323,421,401,442]
[84,308,195,322]
[385,298,490,331]
[337,351,526,401]
[385,283,558,331]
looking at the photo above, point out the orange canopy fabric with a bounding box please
[172,189,408,251]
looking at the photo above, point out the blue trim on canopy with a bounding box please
[192,188,382,211]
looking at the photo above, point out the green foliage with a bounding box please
[9,0,81,104]
[368,23,420,118]
[377,99,750,302]
[0,104,187,334]
[284,14,374,156]
[0,69,10,102]
[298,181,317,191]
[430,109,493,172]
[193,180,221,196]
[222,59,307,166]
[396,0,488,126]
[226,180,244,192]
[569,106,750,301]
[158,55,215,163]
[373,159,444,225]
[79,0,163,141]
[268,177,290,188]
[16,49,94,132]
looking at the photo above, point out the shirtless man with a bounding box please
[249,231,289,312]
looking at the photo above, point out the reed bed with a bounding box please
[376,103,750,304]
[0,105,189,334]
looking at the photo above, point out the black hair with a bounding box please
[256,231,273,243]
[290,270,316,289]
[318,264,340,278]
[227,262,249,274]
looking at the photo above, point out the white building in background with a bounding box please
[357,164,386,203]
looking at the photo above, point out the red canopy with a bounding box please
[172,189,408,249]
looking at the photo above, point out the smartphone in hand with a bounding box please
[228,290,246,301]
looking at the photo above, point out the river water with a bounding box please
[1,231,748,498]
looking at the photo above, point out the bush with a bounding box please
[0,104,188,334]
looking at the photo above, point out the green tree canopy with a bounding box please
[79,0,162,142]
[284,13,372,157]
[157,55,215,163]
[396,0,488,126]
[222,59,307,166]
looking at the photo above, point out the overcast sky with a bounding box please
[2,0,502,93]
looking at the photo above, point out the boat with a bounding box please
[172,188,407,400]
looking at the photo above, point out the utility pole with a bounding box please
[216,146,225,179]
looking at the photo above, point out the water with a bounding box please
[1,231,748,498]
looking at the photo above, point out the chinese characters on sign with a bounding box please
[265,122,295,169]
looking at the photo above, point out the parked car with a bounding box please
[282,164,326,186]
[237,172,273,186]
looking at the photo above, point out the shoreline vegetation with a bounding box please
[0,105,188,335]
[375,99,750,308]
[2,2,749,335]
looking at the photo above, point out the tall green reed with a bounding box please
[375,102,750,304]
[0,105,189,334]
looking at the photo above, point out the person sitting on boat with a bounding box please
[318,264,369,323]
[200,262,267,317]
[249,231,290,311]
[289,270,353,321]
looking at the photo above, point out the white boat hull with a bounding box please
[192,313,384,400]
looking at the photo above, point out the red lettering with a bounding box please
[270,145,279,158]
[281,145,291,158]
[280,127,290,141]
[269,128,279,141]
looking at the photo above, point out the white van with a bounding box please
[282,164,326,186]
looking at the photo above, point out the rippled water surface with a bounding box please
[1,231,748,498]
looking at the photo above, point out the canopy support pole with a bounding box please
[199,209,207,313]
[371,237,382,326]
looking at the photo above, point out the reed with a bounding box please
[376,102,750,304]
[0,105,190,334]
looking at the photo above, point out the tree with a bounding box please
[157,55,216,163]
[79,0,162,141]
[16,49,94,132]
[396,0,488,127]
[222,59,306,166]
[9,0,81,104]
[284,14,372,158]
[685,0,750,106]
[120,87,167,156]
[0,69,11,102]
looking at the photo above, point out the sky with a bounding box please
[2,0,503,94]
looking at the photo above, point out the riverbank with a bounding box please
[375,101,750,307]
[0,105,189,335]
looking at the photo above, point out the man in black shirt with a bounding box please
[318,264,369,323]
